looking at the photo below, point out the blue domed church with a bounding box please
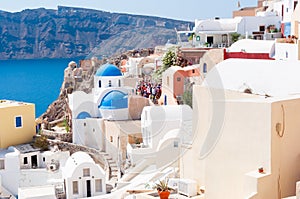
[68,63,131,149]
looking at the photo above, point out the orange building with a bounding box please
[161,65,201,105]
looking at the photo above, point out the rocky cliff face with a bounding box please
[39,49,153,128]
[0,6,192,59]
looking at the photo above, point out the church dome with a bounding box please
[99,90,128,110]
[95,64,122,76]
[76,111,91,119]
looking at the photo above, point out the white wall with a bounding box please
[0,148,21,195]
[94,76,124,91]
[182,87,272,199]
[68,91,96,118]
[182,85,300,198]
[41,151,70,171]
[0,149,69,196]
[18,185,56,199]
[19,152,40,169]
[72,118,105,151]
[64,162,105,199]
[237,16,282,36]
[126,57,143,77]
[275,42,299,60]
[141,105,192,149]
[100,108,129,121]
[271,0,296,23]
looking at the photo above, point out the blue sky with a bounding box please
[0,0,256,21]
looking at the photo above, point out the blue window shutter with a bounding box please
[16,116,22,127]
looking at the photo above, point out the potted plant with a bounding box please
[153,179,173,199]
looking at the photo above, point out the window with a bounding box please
[118,79,121,87]
[72,181,79,194]
[98,80,101,88]
[192,69,195,73]
[222,34,228,43]
[167,76,169,86]
[177,77,181,82]
[203,63,207,73]
[95,179,102,192]
[0,160,5,169]
[108,80,112,87]
[15,116,22,128]
[83,168,90,177]
[259,25,265,32]
[43,157,45,162]
[174,141,179,148]
[24,157,28,164]
[110,136,113,143]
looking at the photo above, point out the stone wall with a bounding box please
[128,96,150,120]
[41,129,72,143]
[49,141,108,170]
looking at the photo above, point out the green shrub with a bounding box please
[33,135,49,151]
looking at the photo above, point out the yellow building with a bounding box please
[0,100,35,148]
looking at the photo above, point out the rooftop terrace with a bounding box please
[0,100,33,108]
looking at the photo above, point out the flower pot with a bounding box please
[159,191,170,199]
[258,167,264,173]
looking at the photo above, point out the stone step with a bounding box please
[106,184,113,193]
[109,162,117,166]
[111,168,118,172]
[111,175,118,179]
[105,158,112,161]
[112,170,119,175]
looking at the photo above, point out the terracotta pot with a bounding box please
[159,191,170,199]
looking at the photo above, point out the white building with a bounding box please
[125,105,192,171]
[227,38,276,54]
[196,15,281,45]
[19,185,56,199]
[260,0,300,37]
[274,39,300,60]
[177,14,281,48]
[181,58,300,198]
[69,63,132,151]
[141,105,193,150]
[0,144,69,197]
[62,151,106,199]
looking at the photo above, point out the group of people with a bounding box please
[135,81,162,104]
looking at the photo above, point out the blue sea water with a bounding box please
[0,58,80,117]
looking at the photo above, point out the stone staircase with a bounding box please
[100,152,119,193]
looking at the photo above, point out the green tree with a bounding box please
[182,90,193,108]
[152,47,177,82]
[230,32,241,43]
[162,49,176,68]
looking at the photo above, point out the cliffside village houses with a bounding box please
[3,0,300,198]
